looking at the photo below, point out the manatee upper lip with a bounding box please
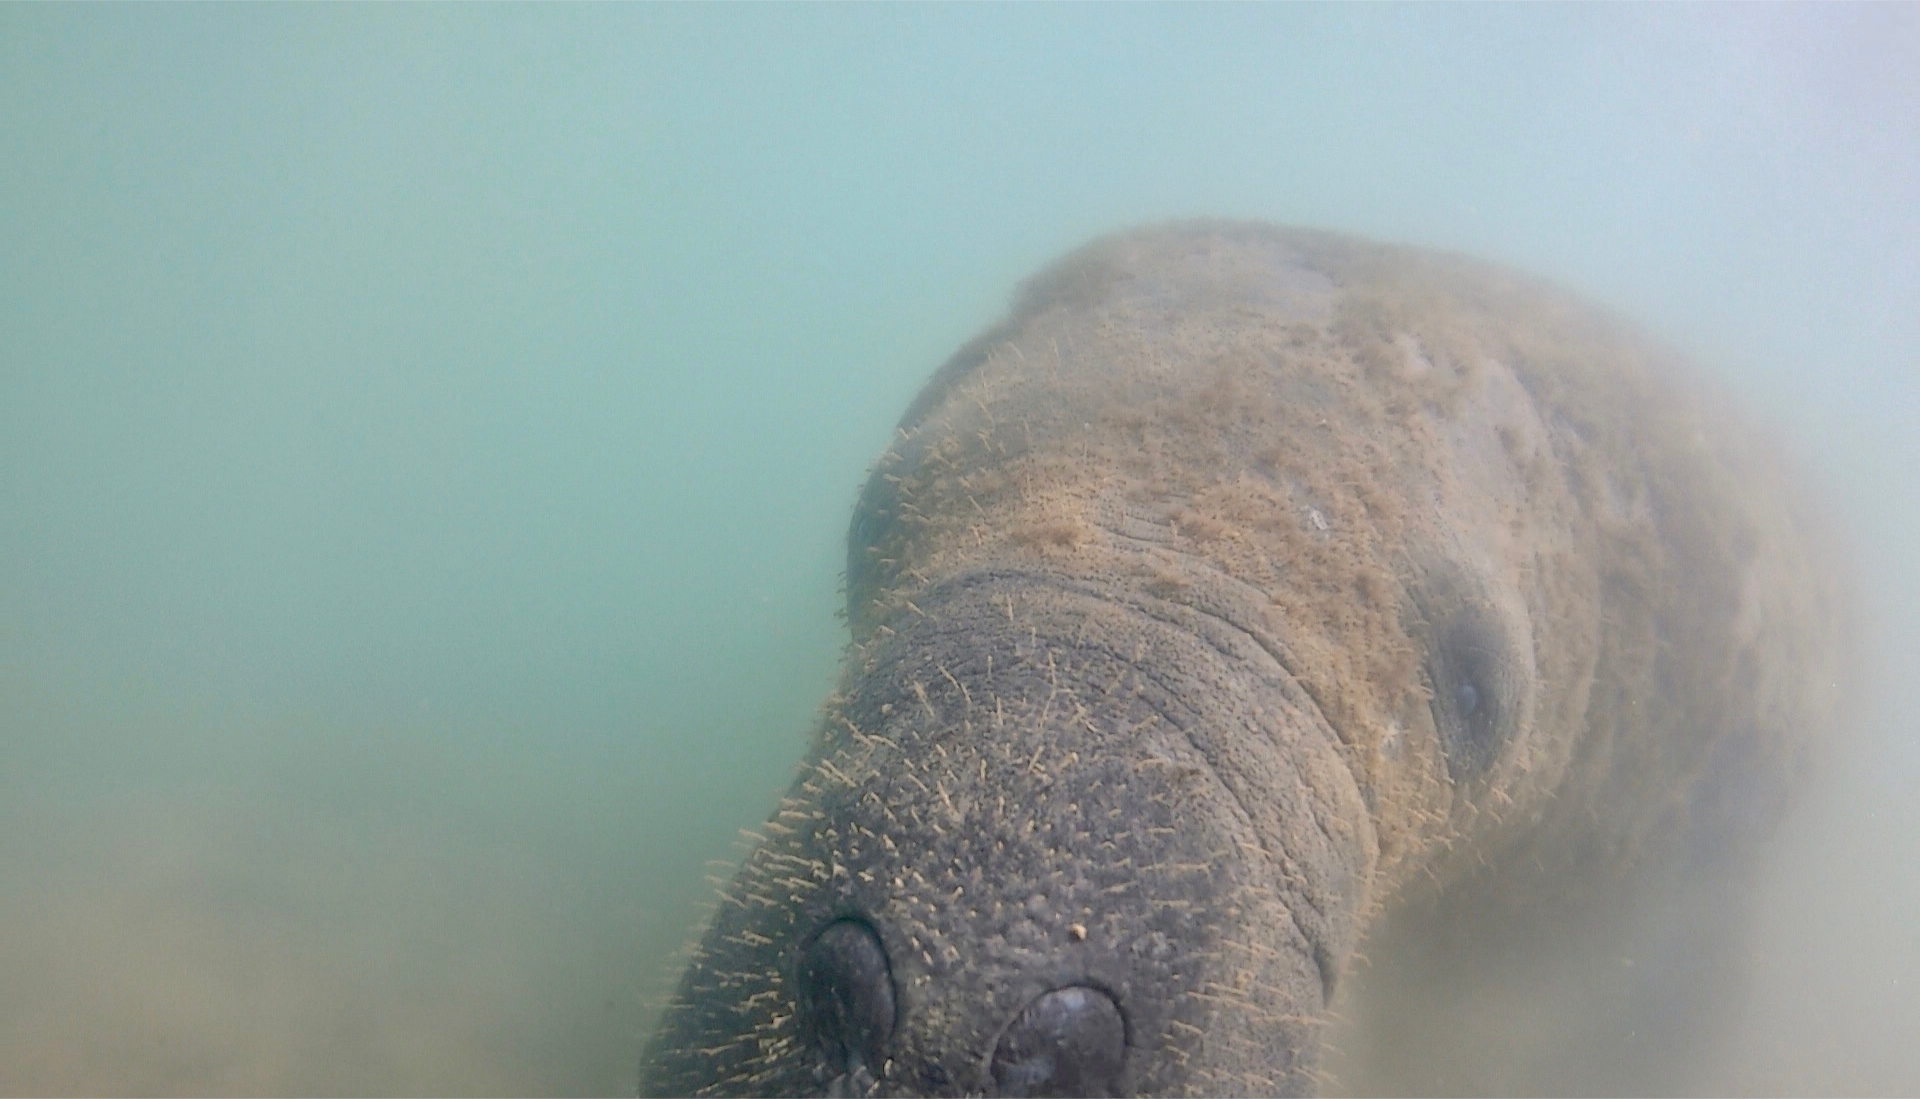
[886,564,1356,1000]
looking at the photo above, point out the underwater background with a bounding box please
[2,6,1915,1095]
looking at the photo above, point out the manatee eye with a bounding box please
[1430,608,1512,780]
[1454,679,1480,718]
[797,919,895,1085]
[990,985,1126,1098]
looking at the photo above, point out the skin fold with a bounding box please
[639,223,1846,1097]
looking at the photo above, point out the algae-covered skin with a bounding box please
[639,223,1847,1097]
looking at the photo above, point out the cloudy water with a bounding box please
[2,6,1914,1095]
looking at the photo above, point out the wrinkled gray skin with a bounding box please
[640,223,1846,1097]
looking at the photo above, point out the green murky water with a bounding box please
[2,6,1915,1094]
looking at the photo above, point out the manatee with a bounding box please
[639,222,1847,1097]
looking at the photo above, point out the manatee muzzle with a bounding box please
[639,570,1368,1097]
[798,910,1127,1097]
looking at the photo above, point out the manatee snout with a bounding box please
[641,223,1845,1096]
[799,923,1128,1098]
[646,568,1364,1095]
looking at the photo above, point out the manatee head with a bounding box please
[639,223,1845,1097]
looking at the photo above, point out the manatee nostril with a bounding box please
[797,919,895,1083]
[990,985,1126,1098]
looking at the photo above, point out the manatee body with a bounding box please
[640,223,1845,1096]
